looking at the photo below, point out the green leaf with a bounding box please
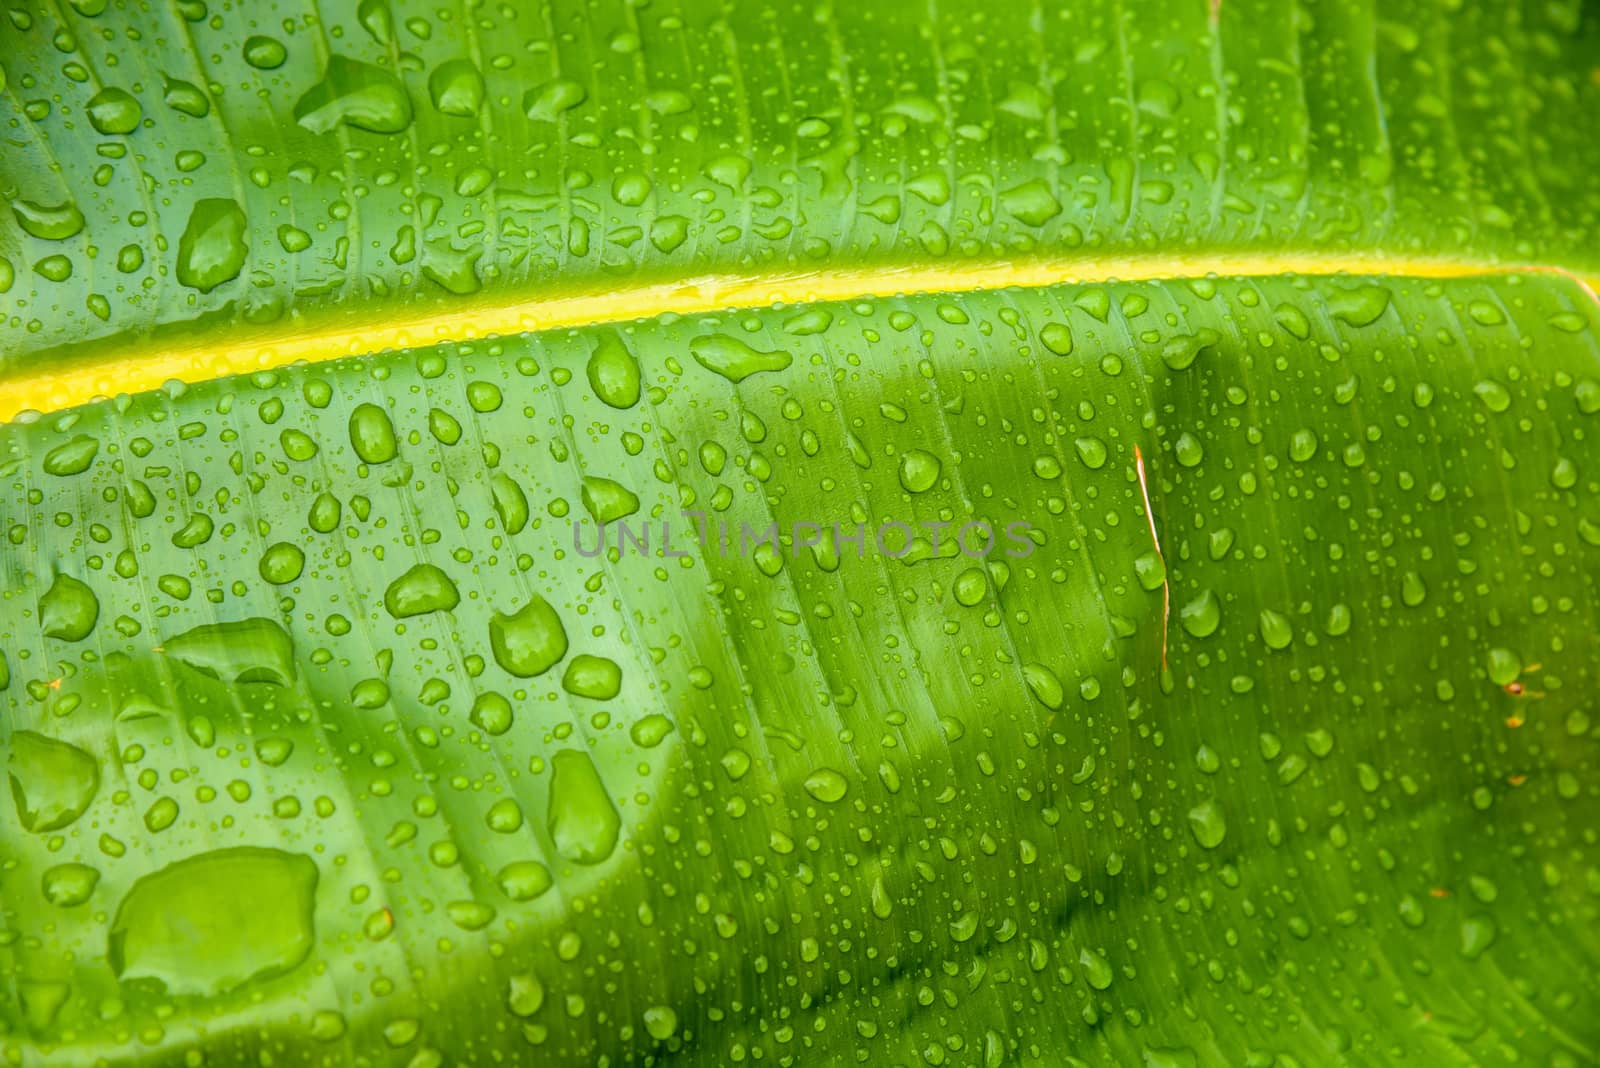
[3,3,1600,1067]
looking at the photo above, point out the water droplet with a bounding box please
[491,474,529,534]
[642,1005,678,1040]
[689,334,792,383]
[446,901,496,931]
[1079,949,1113,990]
[384,563,459,617]
[522,78,585,121]
[11,198,85,240]
[1040,321,1073,355]
[953,567,988,606]
[1187,800,1227,849]
[486,798,525,833]
[109,847,318,996]
[1328,285,1392,327]
[40,572,99,641]
[1161,329,1219,371]
[803,767,849,803]
[507,973,545,1016]
[255,737,294,766]
[1289,427,1319,462]
[1474,379,1512,413]
[587,334,642,409]
[898,449,941,493]
[1258,609,1293,650]
[1274,304,1311,339]
[548,749,621,863]
[1485,648,1520,685]
[162,76,209,116]
[999,178,1062,225]
[497,860,553,901]
[259,542,305,585]
[630,714,674,748]
[1074,437,1107,469]
[1467,300,1506,327]
[42,433,99,476]
[86,87,141,134]
[41,862,100,907]
[1179,589,1221,638]
[561,654,621,700]
[164,617,296,686]
[1023,662,1064,709]
[427,58,484,117]
[1459,915,1497,960]
[176,198,248,292]
[8,731,100,831]
[349,402,398,463]
[489,594,568,678]
[470,691,514,735]
[242,35,288,69]
[294,56,413,134]
[581,476,639,523]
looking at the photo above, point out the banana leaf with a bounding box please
[2,1,1598,1066]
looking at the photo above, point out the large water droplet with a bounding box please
[427,58,484,117]
[999,178,1062,225]
[1179,589,1221,638]
[489,594,568,678]
[587,334,642,409]
[384,563,460,617]
[561,654,621,700]
[294,56,414,134]
[176,198,248,292]
[497,860,553,901]
[164,617,296,685]
[630,714,674,748]
[1186,800,1227,849]
[8,730,100,831]
[109,847,318,996]
[689,335,793,383]
[11,198,84,240]
[348,402,398,463]
[41,862,100,907]
[803,767,849,803]
[41,434,99,476]
[86,87,142,134]
[547,749,620,864]
[580,476,639,523]
[40,572,100,641]
[898,449,941,493]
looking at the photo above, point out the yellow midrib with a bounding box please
[3,253,1596,423]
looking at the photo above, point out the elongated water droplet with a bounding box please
[548,749,620,864]
[689,335,792,383]
[164,617,296,686]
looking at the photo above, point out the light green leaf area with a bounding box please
[3,1,1600,1067]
